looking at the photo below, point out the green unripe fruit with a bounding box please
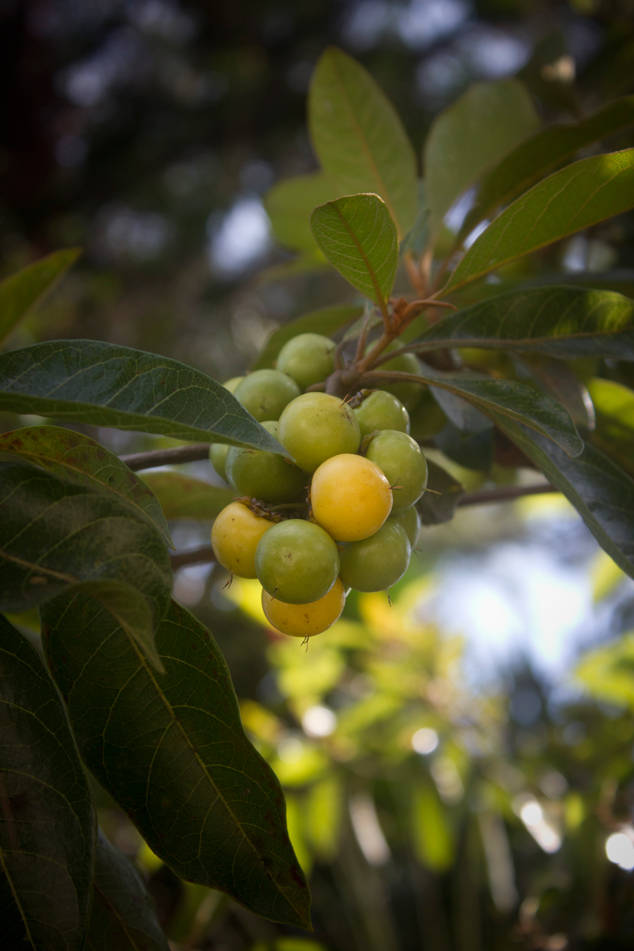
[339,522,411,592]
[276,333,336,389]
[278,392,361,472]
[256,518,340,603]
[223,375,243,394]
[225,421,307,503]
[209,442,230,481]
[380,351,424,410]
[366,429,428,512]
[354,389,410,436]
[234,369,300,421]
[388,505,421,548]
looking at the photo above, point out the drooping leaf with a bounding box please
[311,194,398,306]
[0,460,171,667]
[458,95,634,243]
[411,286,634,359]
[0,426,171,544]
[0,248,81,346]
[0,340,283,451]
[86,831,169,951]
[265,172,340,252]
[43,596,311,928]
[434,422,494,472]
[417,459,464,525]
[424,79,539,236]
[497,420,634,578]
[445,149,634,293]
[141,471,235,520]
[309,47,418,239]
[588,378,634,476]
[515,355,594,429]
[252,304,363,371]
[0,614,95,951]
[366,364,583,456]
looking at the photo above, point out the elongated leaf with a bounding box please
[498,420,634,578]
[0,249,81,345]
[0,614,95,951]
[265,173,340,252]
[417,459,464,525]
[366,365,583,456]
[458,95,634,243]
[43,596,311,928]
[0,340,283,451]
[141,471,234,520]
[252,304,363,371]
[309,47,418,239]
[445,149,634,293]
[516,355,594,429]
[0,461,171,667]
[424,79,539,235]
[0,426,171,544]
[86,831,168,951]
[311,194,398,306]
[588,378,634,476]
[411,285,634,359]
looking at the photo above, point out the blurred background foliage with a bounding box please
[2,0,634,948]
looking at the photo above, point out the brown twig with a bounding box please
[170,545,217,570]
[458,483,557,507]
[122,443,211,471]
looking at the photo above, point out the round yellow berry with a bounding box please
[211,501,274,578]
[261,578,346,637]
[310,453,392,541]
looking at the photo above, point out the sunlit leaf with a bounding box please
[0,614,95,951]
[410,780,454,871]
[458,95,634,243]
[0,425,171,544]
[424,79,539,236]
[252,304,363,370]
[412,285,634,359]
[311,194,398,306]
[445,149,634,292]
[43,596,311,928]
[309,47,418,239]
[141,471,234,520]
[574,633,634,709]
[588,378,634,476]
[86,831,169,951]
[0,248,81,345]
[0,340,283,451]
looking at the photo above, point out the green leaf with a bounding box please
[411,780,454,871]
[497,420,634,579]
[574,632,634,710]
[367,364,583,456]
[588,378,634,476]
[309,47,418,239]
[424,79,539,236]
[416,459,464,525]
[311,194,398,306]
[0,461,171,668]
[265,173,340,252]
[0,340,283,451]
[141,471,235,520]
[86,831,169,951]
[0,249,81,346]
[458,95,634,243]
[445,149,634,293]
[412,286,634,360]
[516,355,594,429]
[43,596,311,928]
[0,614,95,951]
[252,304,363,371]
[0,425,171,545]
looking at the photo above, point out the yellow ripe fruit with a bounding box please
[211,501,274,578]
[262,578,346,638]
[310,453,392,541]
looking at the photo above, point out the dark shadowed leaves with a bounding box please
[43,596,311,928]
[0,614,95,951]
[417,459,464,525]
[0,248,81,345]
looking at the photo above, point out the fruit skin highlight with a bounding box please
[311,453,392,541]
[211,501,274,578]
[278,392,361,472]
[262,579,346,637]
[255,518,340,604]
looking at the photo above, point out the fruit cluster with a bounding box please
[210,333,428,639]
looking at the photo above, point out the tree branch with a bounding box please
[170,545,217,570]
[458,482,557,507]
[122,443,211,471]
